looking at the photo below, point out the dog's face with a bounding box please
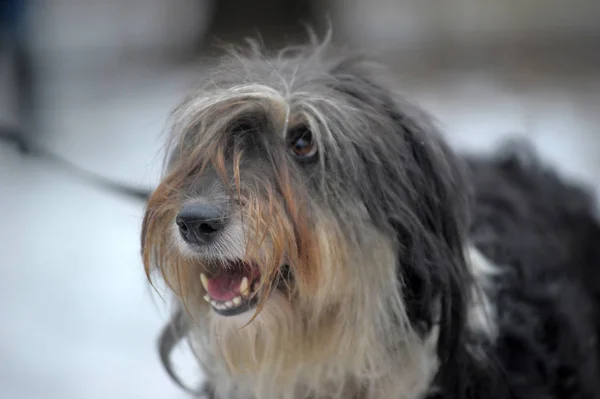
[142,42,472,397]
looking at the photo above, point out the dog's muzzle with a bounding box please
[176,202,263,316]
[175,199,292,317]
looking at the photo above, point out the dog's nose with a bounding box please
[176,204,225,245]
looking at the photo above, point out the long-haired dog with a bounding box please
[141,36,600,399]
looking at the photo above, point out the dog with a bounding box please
[141,35,600,399]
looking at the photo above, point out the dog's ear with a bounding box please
[389,111,473,395]
[385,107,475,398]
[329,57,473,393]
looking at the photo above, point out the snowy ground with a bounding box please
[1,51,599,399]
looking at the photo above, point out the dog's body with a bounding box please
[445,148,600,399]
[142,38,600,399]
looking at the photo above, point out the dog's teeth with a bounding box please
[203,294,210,302]
[240,277,249,296]
[200,273,209,291]
[225,300,233,308]
[252,282,259,292]
[210,300,219,308]
[233,296,242,306]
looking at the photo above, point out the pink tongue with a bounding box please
[207,270,244,301]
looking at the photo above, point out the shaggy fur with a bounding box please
[141,35,600,399]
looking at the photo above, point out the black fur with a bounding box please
[432,144,600,399]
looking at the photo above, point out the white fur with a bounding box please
[465,245,500,341]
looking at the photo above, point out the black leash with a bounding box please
[158,306,211,397]
[0,128,152,201]
[0,128,210,395]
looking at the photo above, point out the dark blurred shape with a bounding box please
[198,0,323,52]
[0,0,24,38]
[0,0,35,139]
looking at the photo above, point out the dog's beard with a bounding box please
[150,205,438,398]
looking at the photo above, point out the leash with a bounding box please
[0,128,210,396]
[158,306,211,397]
[0,128,152,201]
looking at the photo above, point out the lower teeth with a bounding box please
[209,295,245,310]
[202,277,261,312]
[203,280,260,311]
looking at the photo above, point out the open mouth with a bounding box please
[200,261,262,316]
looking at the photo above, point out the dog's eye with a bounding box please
[287,126,317,160]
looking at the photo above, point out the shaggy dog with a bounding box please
[141,36,600,399]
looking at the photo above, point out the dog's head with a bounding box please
[142,38,473,397]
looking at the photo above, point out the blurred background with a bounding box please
[1,0,599,398]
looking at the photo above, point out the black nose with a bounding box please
[176,204,225,245]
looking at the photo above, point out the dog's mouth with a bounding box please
[200,260,261,316]
[200,261,292,316]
